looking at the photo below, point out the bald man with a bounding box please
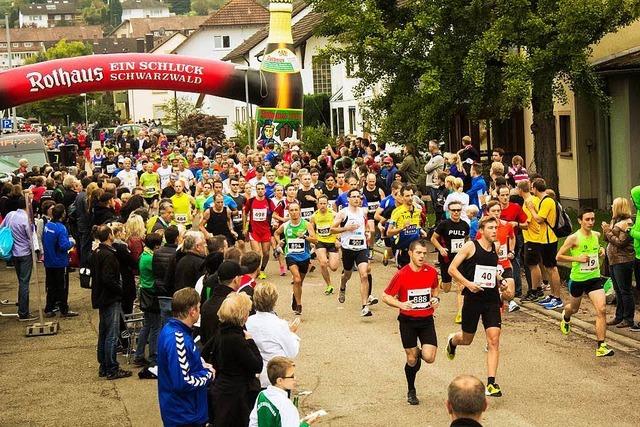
[446,375,487,427]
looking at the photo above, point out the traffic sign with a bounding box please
[1,119,12,130]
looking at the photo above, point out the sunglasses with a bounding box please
[450,209,462,212]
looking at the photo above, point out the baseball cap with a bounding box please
[217,260,249,282]
[383,156,393,163]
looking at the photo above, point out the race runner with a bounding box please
[228,177,247,252]
[273,201,316,315]
[331,188,377,317]
[382,239,440,406]
[446,216,505,397]
[244,182,276,279]
[310,194,339,295]
[170,179,196,229]
[375,181,403,266]
[362,173,385,260]
[386,184,426,268]
[556,208,614,357]
[430,201,469,323]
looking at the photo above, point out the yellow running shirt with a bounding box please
[171,193,192,225]
[312,209,336,243]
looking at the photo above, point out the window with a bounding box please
[213,35,230,49]
[332,108,344,136]
[236,106,247,123]
[64,14,72,20]
[12,43,18,48]
[54,15,61,20]
[0,43,6,48]
[558,114,571,154]
[312,56,332,95]
[348,106,356,134]
[23,42,32,48]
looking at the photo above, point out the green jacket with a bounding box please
[138,249,155,290]
[629,185,640,259]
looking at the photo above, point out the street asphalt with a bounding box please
[0,253,639,426]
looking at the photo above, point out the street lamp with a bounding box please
[234,65,253,149]
[81,93,88,129]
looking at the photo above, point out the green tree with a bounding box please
[82,0,108,25]
[180,113,226,141]
[19,40,94,124]
[312,0,639,191]
[301,125,332,156]
[86,97,120,127]
[160,96,199,128]
[303,93,330,127]
[168,0,191,15]
[108,0,122,28]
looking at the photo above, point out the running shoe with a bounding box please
[361,306,372,317]
[596,343,614,357]
[407,389,419,405]
[454,312,462,324]
[507,300,520,313]
[560,310,571,335]
[616,320,633,329]
[485,383,502,397]
[542,297,563,310]
[375,239,385,247]
[532,290,546,302]
[519,290,536,302]
[294,305,302,316]
[338,289,346,303]
[367,295,379,305]
[537,295,553,306]
[606,318,623,326]
[107,369,133,380]
[258,271,267,280]
[445,333,456,360]
[630,323,640,332]
[18,314,37,322]
[324,285,334,295]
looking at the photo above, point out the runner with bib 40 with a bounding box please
[445,216,506,398]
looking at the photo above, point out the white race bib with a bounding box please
[451,238,465,253]
[232,212,243,223]
[368,201,380,213]
[287,238,305,254]
[348,237,365,248]
[301,207,314,219]
[146,186,156,193]
[175,213,187,223]
[474,265,497,288]
[408,288,432,310]
[498,244,508,261]
[580,255,599,273]
[317,226,330,237]
[106,164,115,174]
[252,208,267,222]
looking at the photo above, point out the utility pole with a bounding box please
[4,14,15,132]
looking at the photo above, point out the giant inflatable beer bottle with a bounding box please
[256,0,304,146]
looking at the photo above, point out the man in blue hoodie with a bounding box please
[43,203,77,317]
[157,287,213,427]
[466,163,488,210]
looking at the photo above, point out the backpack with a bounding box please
[540,196,572,238]
[0,222,14,261]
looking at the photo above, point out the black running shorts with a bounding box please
[569,277,605,298]
[461,297,502,334]
[525,242,558,268]
[315,241,337,253]
[398,314,437,349]
[342,248,368,271]
[440,261,452,283]
[286,258,310,275]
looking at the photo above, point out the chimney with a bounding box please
[145,33,154,52]
[136,38,145,53]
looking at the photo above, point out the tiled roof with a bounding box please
[223,11,321,61]
[107,16,207,38]
[201,0,269,27]
[121,0,168,10]
[20,1,79,15]
[0,25,103,43]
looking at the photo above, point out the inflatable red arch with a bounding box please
[0,53,302,111]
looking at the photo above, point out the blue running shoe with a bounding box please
[542,297,563,310]
[537,295,553,306]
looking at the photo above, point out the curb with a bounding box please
[519,301,640,352]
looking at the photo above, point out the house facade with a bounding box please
[18,0,81,28]
[120,0,171,20]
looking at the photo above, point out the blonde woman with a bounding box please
[246,282,300,388]
[109,222,138,318]
[444,177,470,223]
[448,153,466,180]
[125,214,146,264]
[209,292,263,427]
[602,197,637,329]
